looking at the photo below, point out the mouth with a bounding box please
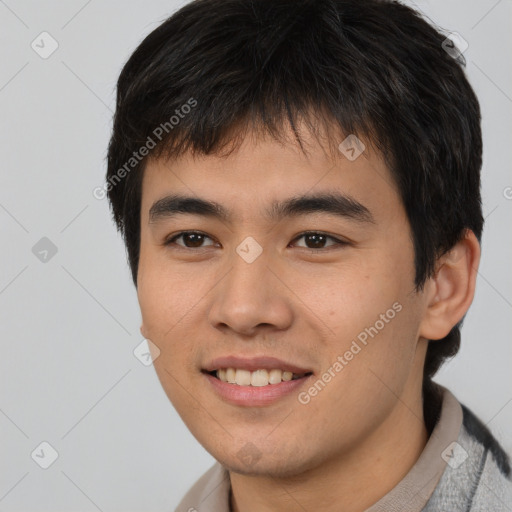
[204,368,313,386]
[201,356,314,406]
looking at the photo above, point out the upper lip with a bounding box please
[203,356,313,374]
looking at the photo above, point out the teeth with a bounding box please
[251,369,269,387]
[226,368,236,383]
[268,369,283,384]
[235,369,251,386]
[215,368,307,386]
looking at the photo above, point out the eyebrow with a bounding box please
[148,192,375,225]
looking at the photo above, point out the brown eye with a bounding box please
[304,233,328,249]
[293,232,345,250]
[165,232,216,248]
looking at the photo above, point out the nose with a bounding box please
[207,250,294,337]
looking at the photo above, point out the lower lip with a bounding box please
[204,372,312,407]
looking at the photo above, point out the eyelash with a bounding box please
[163,230,349,251]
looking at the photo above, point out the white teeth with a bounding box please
[282,371,293,381]
[235,369,251,386]
[251,369,269,387]
[268,369,283,384]
[215,368,307,386]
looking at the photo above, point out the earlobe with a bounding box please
[419,230,481,340]
[140,324,148,338]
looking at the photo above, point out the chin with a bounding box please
[214,447,317,479]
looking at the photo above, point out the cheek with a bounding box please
[137,248,202,334]
[137,259,199,386]
[305,263,404,339]
[309,257,419,383]
[137,266,201,408]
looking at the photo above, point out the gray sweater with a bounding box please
[175,386,512,511]
[423,403,512,511]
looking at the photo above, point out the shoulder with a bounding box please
[459,404,512,510]
[424,398,512,511]
[460,404,511,479]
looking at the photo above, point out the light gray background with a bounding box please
[0,1,510,510]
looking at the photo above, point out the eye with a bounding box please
[291,232,347,250]
[164,231,217,248]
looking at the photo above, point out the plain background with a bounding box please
[0,0,510,510]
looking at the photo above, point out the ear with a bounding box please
[140,324,148,339]
[419,229,481,340]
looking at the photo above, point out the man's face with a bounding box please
[137,124,430,477]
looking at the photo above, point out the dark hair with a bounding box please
[106,0,483,408]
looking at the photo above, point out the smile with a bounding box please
[210,368,312,386]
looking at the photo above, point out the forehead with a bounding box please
[140,125,401,224]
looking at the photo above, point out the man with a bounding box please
[105,0,512,510]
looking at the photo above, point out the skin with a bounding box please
[137,120,480,512]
